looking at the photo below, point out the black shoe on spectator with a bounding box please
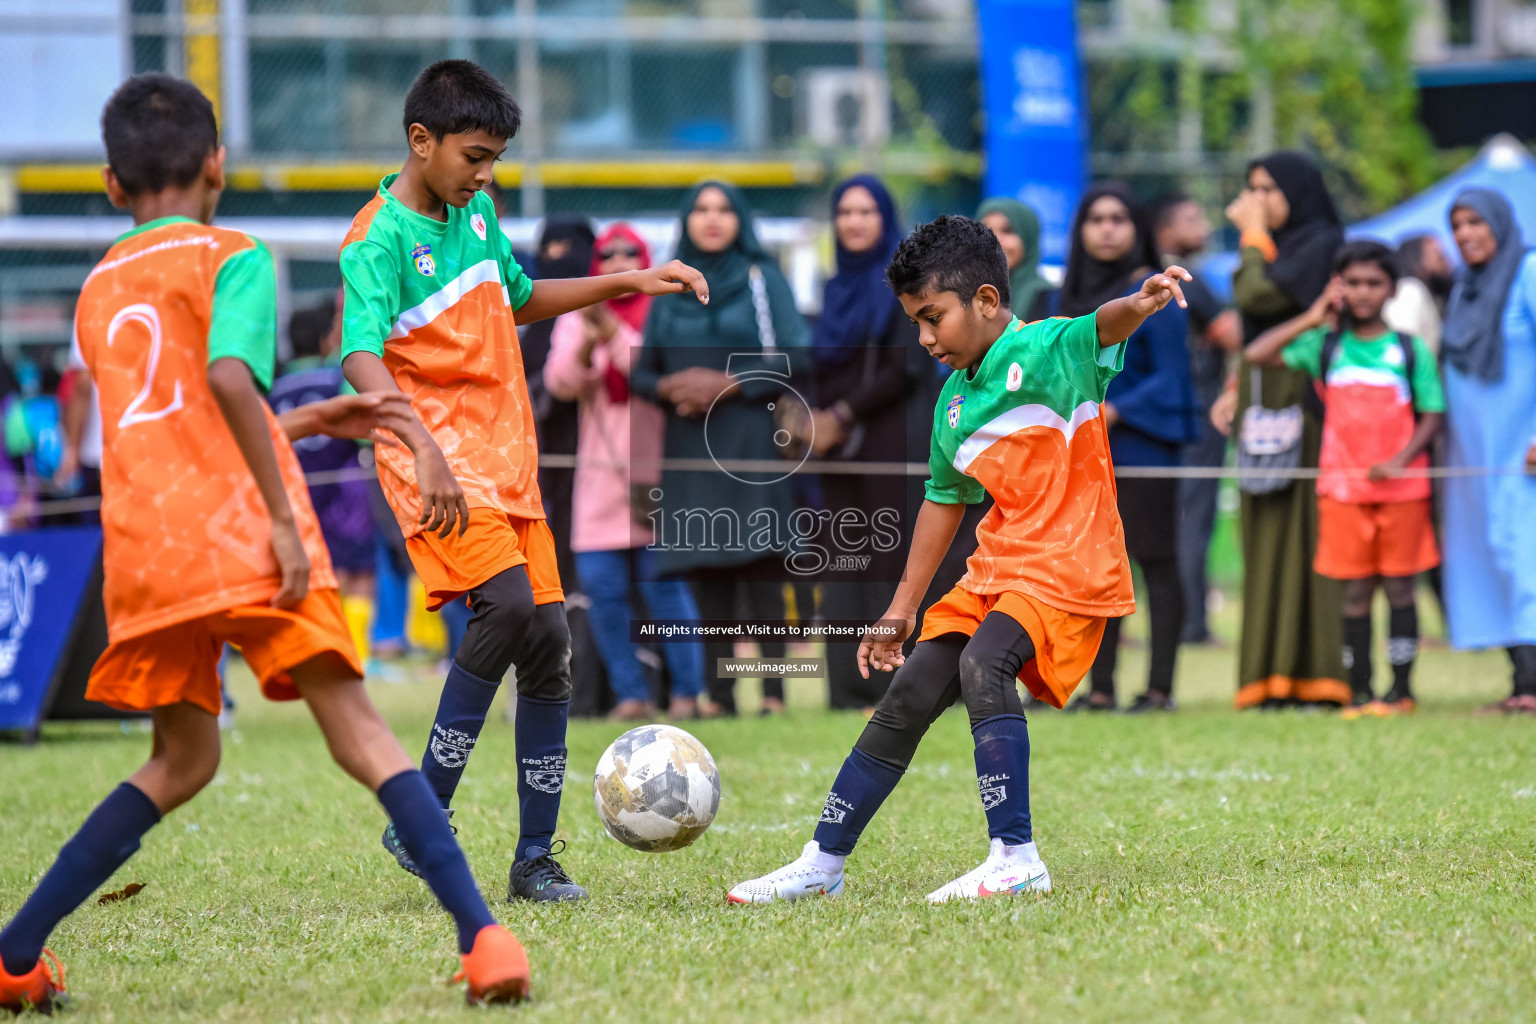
[1124,691,1176,714]
[1066,692,1116,712]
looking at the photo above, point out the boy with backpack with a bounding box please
[1245,240,1445,716]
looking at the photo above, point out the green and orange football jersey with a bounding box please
[926,314,1134,617]
[71,217,336,642]
[339,177,540,537]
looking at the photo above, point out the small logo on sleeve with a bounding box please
[1006,362,1023,391]
[411,244,436,277]
[946,395,965,429]
[470,213,488,241]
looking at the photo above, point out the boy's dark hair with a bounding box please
[1150,191,1197,232]
[287,298,337,361]
[404,60,521,141]
[101,74,218,196]
[1333,239,1398,281]
[887,214,1011,307]
[1395,234,1433,280]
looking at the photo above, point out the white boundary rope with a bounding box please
[7,456,1528,521]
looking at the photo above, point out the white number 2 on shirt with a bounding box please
[107,303,184,429]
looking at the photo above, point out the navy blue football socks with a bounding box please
[812,746,905,857]
[376,770,495,954]
[0,782,161,976]
[512,694,570,860]
[421,661,501,809]
[971,714,1032,846]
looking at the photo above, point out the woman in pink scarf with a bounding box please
[545,223,706,720]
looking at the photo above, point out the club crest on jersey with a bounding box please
[470,213,488,241]
[411,244,436,277]
[946,395,965,429]
[1006,362,1023,392]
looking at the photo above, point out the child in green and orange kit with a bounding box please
[339,60,708,901]
[1246,240,1445,716]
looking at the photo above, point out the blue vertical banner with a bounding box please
[0,526,104,733]
[976,0,1086,264]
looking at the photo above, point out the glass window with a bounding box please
[631,47,739,149]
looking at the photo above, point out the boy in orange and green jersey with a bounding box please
[727,216,1191,906]
[0,74,532,1011]
[339,60,707,903]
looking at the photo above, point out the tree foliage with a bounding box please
[1226,0,1438,216]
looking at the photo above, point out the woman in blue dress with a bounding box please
[1441,187,1536,713]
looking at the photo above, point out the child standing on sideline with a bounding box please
[728,216,1191,904]
[340,60,706,901]
[1245,241,1444,716]
[0,74,531,1009]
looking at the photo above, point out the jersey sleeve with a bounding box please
[207,242,278,391]
[486,205,534,312]
[340,240,400,359]
[924,402,985,505]
[1280,327,1325,377]
[1409,335,1446,414]
[1038,312,1124,402]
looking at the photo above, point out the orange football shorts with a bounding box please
[1315,496,1439,581]
[85,588,363,717]
[406,511,564,611]
[918,585,1108,709]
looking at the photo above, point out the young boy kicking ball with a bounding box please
[340,60,707,902]
[1245,241,1444,716]
[0,74,529,1010]
[728,215,1189,904]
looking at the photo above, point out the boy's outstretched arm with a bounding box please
[1244,277,1342,367]
[856,499,967,678]
[1094,265,1192,347]
[342,351,469,539]
[514,261,710,324]
[277,391,417,444]
[207,356,310,609]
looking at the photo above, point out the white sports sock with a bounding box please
[1001,840,1041,864]
[807,843,847,874]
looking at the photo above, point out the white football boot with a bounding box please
[925,838,1052,904]
[727,841,845,904]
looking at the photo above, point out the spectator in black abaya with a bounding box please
[798,174,928,712]
[1059,182,1199,712]
[523,216,596,588]
[1151,193,1242,645]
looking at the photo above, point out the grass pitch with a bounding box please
[5,616,1536,1023]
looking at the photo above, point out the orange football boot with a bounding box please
[453,925,530,1005]
[0,948,65,1013]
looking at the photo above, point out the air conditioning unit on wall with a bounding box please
[801,69,890,149]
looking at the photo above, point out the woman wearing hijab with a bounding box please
[631,182,810,717]
[798,175,930,711]
[524,216,597,585]
[976,197,1056,321]
[1221,150,1348,708]
[1441,188,1536,713]
[545,223,706,721]
[1058,182,1199,712]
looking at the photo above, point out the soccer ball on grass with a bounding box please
[593,724,720,852]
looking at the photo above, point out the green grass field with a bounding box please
[5,609,1536,1023]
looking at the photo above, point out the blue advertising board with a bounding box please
[975,0,1086,264]
[0,526,105,734]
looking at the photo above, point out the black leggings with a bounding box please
[1091,557,1183,698]
[454,566,572,701]
[855,612,1036,769]
[690,563,786,713]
